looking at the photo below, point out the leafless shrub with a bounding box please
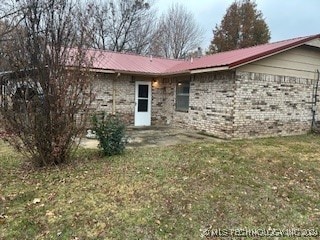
[0,0,95,166]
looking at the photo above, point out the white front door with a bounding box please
[134,81,152,126]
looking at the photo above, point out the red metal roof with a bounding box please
[87,49,182,75]
[88,34,320,75]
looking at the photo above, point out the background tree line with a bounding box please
[87,0,204,59]
[1,0,270,63]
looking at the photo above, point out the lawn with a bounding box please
[1,134,320,239]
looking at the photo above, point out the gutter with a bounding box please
[112,72,121,115]
[89,68,115,74]
[88,67,231,77]
[90,68,193,77]
[190,66,229,74]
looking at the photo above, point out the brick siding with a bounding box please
[90,70,319,139]
[233,71,318,138]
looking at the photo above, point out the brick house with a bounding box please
[3,35,318,139]
[88,34,320,139]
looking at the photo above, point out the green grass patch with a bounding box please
[1,134,320,239]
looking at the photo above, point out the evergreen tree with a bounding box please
[208,0,270,53]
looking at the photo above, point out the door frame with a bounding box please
[134,81,152,126]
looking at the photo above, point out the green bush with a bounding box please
[92,113,126,156]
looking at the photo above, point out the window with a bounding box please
[137,84,149,112]
[176,81,190,112]
[12,82,42,113]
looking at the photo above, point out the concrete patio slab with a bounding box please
[80,126,221,149]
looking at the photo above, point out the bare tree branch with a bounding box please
[90,0,156,54]
[0,0,95,166]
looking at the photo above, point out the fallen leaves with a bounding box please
[1,135,320,239]
[0,214,8,224]
[32,198,41,204]
[45,210,55,218]
[0,195,5,202]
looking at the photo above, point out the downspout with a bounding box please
[311,70,320,130]
[112,73,120,115]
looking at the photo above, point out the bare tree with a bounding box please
[149,3,203,59]
[0,1,24,40]
[0,1,27,71]
[0,0,95,166]
[90,0,155,54]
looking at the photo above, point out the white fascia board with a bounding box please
[89,68,115,74]
[190,66,229,74]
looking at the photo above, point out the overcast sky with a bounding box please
[154,0,320,51]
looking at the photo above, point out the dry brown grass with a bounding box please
[1,134,320,239]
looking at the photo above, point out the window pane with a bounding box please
[138,85,149,98]
[138,99,148,112]
[176,81,190,112]
[176,95,189,111]
[177,82,190,94]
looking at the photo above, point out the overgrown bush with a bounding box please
[92,113,127,156]
[0,0,95,167]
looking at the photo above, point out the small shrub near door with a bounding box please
[92,113,127,156]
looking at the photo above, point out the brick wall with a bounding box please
[153,72,237,138]
[187,72,236,138]
[90,70,319,139]
[91,73,135,124]
[151,78,174,125]
[92,74,167,126]
[154,71,318,139]
[151,77,190,127]
[233,71,317,138]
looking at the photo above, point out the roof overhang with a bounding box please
[88,68,193,77]
[229,34,320,69]
[190,66,229,74]
[89,68,115,74]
